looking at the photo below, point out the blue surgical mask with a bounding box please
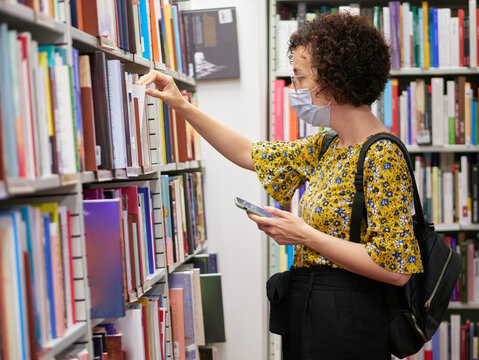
[288,87,332,127]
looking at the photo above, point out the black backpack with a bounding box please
[338,131,461,358]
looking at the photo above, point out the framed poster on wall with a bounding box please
[182,7,240,80]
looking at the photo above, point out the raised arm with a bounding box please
[137,70,254,171]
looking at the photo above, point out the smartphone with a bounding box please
[234,197,276,218]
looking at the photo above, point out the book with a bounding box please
[169,288,186,360]
[181,8,240,79]
[89,52,113,170]
[199,273,226,343]
[83,199,125,318]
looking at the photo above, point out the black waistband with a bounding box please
[290,265,384,291]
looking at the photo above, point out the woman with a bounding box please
[138,12,423,359]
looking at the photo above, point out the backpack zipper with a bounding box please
[424,247,453,310]
[411,313,428,342]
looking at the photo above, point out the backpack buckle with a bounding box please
[354,173,363,191]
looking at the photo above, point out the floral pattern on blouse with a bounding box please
[251,130,423,274]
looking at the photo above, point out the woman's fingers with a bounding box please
[145,88,164,100]
[136,70,173,89]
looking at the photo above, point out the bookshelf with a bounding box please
[268,0,479,358]
[0,0,216,359]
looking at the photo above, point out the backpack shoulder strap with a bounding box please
[349,132,425,243]
[319,130,338,160]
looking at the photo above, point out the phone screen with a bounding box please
[235,197,275,218]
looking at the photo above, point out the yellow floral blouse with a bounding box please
[251,130,423,274]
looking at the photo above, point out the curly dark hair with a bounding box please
[288,12,391,107]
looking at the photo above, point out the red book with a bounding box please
[459,9,465,67]
[274,80,285,141]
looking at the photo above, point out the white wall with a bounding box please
[187,0,269,359]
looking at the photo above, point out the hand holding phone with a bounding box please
[234,197,276,218]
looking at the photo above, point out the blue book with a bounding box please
[41,213,57,339]
[433,8,439,68]
[162,102,173,163]
[428,7,434,67]
[138,0,151,60]
[171,4,184,74]
[83,199,126,318]
[388,2,401,69]
[384,80,392,130]
[138,187,155,275]
[432,327,440,360]
[17,207,41,346]
[286,245,294,269]
[208,252,218,273]
[169,271,196,347]
[0,24,18,177]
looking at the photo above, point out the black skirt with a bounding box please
[272,266,391,360]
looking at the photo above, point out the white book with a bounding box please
[123,209,133,292]
[31,41,52,177]
[474,258,479,302]
[107,60,128,169]
[0,216,26,359]
[451,17,460,67]
[125,74,139,167]
[469,0,477,67]
[442,172,454,224]
[402,3,410,68]
[451,314,461,360]
[283,86,289,141]
[58,205,74,328]
[192,268,205,346]
[30,207,50,346]
[291,188,299,217]
[114,308,146,360]
[415,157,424,205]
[438,9,451,68]
[148,299,161,360]
[54,56,77,174]
[431,77,444,145]
[276,19,297,73]
[382,7,391,45]
[439,321,449,360]
[174,178,186,264]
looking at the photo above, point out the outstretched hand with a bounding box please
[136,70,187,110]
[246,206,310,246]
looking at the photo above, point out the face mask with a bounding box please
[288,87,331,127]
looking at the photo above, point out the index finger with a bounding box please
[247,212,276,225]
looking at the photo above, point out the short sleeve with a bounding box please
[251,131,326,207]
[362,140,423,274]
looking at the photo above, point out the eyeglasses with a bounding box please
[290,71,313,93]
